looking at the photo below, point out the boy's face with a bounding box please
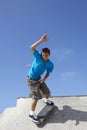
[42,52,50,61]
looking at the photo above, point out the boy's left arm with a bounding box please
[39,72,49,84]
[44,72,49,80]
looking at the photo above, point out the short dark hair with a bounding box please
[42,48,50,55]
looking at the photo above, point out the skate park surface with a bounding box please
[0,96,87,130]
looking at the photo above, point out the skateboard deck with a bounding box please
[34,104,54,125]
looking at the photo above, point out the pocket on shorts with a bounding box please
[27,78,35,86]
[27,78,42,99]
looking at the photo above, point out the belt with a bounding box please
[27,76,35,80]
[27,76,34,80]
[27,76,41,80]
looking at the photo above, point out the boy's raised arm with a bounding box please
[30,34,48,52]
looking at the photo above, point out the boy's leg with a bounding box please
[31,99,38,112]
[29,99,39,123]
[40,83,54,105]
[27,78,42,122]
[44,93,54,105]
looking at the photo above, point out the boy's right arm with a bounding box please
[30,34,48,53]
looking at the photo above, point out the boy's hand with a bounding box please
[39,78,45,84]
[30,34,48,52]
[40,34,48,42]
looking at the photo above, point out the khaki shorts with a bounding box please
[27,78,50,100]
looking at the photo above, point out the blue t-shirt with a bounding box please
[28,49,54,80]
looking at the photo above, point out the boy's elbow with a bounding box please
[30,46,34,52]
[30,46,32,50]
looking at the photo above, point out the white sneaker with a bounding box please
[29,113,39,123]
[44,99,54,105]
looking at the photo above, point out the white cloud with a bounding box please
[26,64,32,67]
[52,48,74,61]
[62,48,73,55]
[60,71,76,80]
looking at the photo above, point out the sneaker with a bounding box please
[44,100,54,105]
[29,113,40,123]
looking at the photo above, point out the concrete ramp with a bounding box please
[0,96,87,130]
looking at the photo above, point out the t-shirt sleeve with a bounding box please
[33,49,41,59]
[47,62,54,73]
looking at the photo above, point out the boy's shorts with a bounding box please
[27,77,50,100]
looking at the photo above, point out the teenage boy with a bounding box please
[27,34,54,123]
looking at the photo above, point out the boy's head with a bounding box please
[41,48,50,61]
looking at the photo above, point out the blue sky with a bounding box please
[0,0,87,113]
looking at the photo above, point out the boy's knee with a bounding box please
[44,93,50,99]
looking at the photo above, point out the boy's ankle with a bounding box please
[29,110,35,115]
[43,98,48,102]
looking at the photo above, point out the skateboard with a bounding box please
[34,104,54,125]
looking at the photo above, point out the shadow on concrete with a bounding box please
[37,105,87,128]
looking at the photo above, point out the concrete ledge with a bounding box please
[0,96,87,130]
